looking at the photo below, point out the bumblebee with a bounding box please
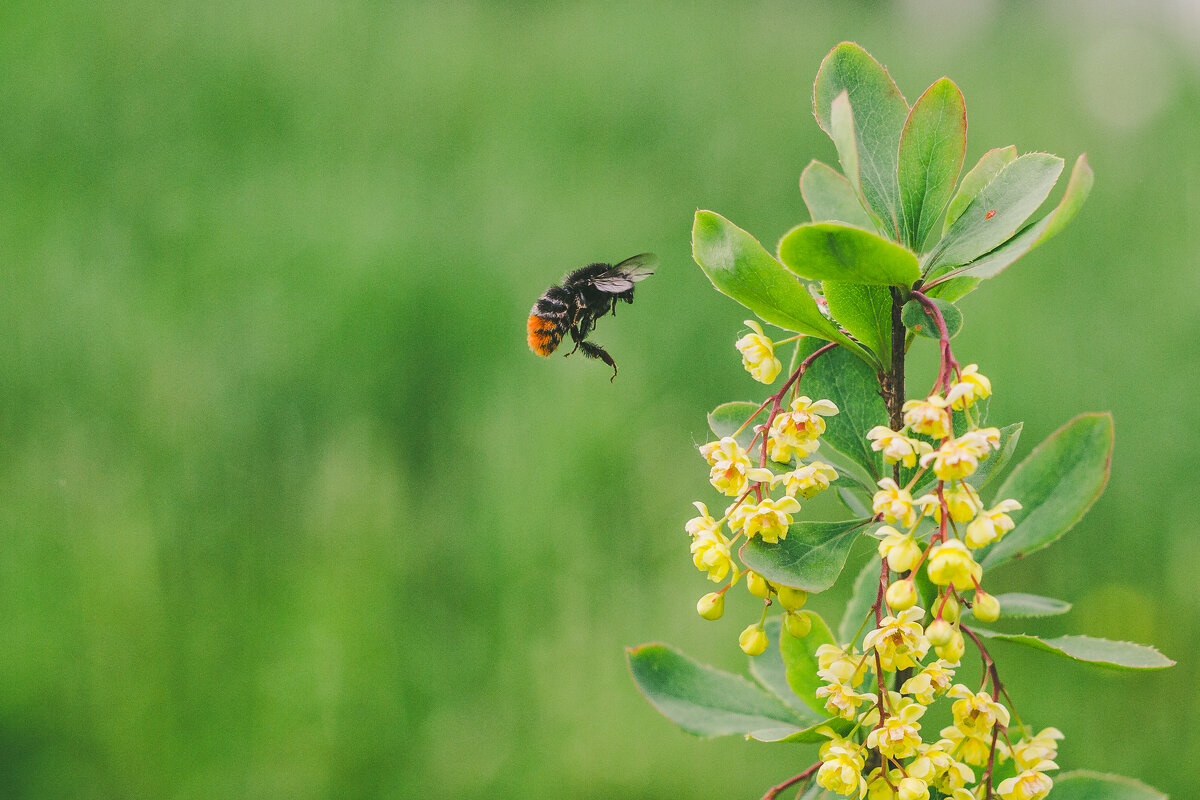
[527,253,656,380]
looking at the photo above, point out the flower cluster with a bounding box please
[685,327,842,654]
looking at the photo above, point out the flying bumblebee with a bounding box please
[526,253,657,380]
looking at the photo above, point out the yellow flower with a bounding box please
[926,539,982,591]
[700,437,755,496]
[817,744,868,797]
[878,526,923,573]
[863,607,930,671]
[915,483,981,524]
[768,397,838,462]
[867,426,933,467]
[684,501,722,539]
[886,579,918,611]
[729,495,801,544]
[816,644,869,686]
[690,530,733,582]
[947,364,992,409]
[920,437,981,481]
[903,395,952,439]
[696,592,724,620]
[959,426,1001,458]
[940,723,1009,767]
[972,589,1001,622]
[1010,728,1064,771]
[735,320,782,384]
[908,741,975,794]
[866,702,927,759]
[815,680,872,721]
[948,684,1011,736]
[964,499,1021,548]
[901,659,957,704]
[996,765,1057,800]
[776,461,838,498]
[699,436,743,468]
[873,478,918,527]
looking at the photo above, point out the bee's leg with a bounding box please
[579,341,618,381]
[565,324,583,356]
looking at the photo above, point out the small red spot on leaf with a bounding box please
[985,209,996,219]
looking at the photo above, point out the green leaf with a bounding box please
[627,643,812,738]
[740,519,870,593]
[794,338,888,480]
[927,154,1095,286]
[780,610,837,716]
[900,297,962,340]
[1051,770,1168,800]
[943,145,1017,234]
[692,211,867,362]
[778,223,920,287]
[823,282,892,364]
[897,78,966,252]
[829,91,861,202]
[749,617,824,722]
[928,152,1064,271]
[813,43,910,238]
[982,413,1113,568]
[838,557,881,646]
[708,401,767,451]
[835,486,870,519]
[801,160,872,228]
[992,592,1072,619]
[966,421,1022,491]
[968,628,1175,670]
[923,275,980,303]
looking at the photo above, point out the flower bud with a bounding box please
[747,571,771,599]
[926,618,955,647]
[972,590,1001,623]
[885,579,918,611]
[939,594,961,622]
[739,623,768,656]
[935,629,965,662]
[776,585,808,611]
[897,776,931,800]
[784,610,812,638]
[696,592,725,620]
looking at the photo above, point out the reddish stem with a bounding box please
[761,761,821,800]
[910,290,960,394]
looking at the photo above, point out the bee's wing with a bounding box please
[590,253,657,292]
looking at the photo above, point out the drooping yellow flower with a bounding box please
[729,495,801,544]
[948,684,1011,736]
[916,483,981,524]
[815,643,869,686]
[866,701,927,759]
[1010,727,1064,771]
[776,461,838,498]
[947,364,992,409]
[873,478,918,527]
[926,539,982,591]
[964,498,1021,548]
[903,395,952,439]
[867,425,933,467]
[959,426,1002,459]
[684,501,721,539]
[940,723,1009,767]
[901,659,957,704]
[877,526,924,573]
[908,741,976,795]
[735,320,783,384]
[815,680,872,721]
[920,437,981,481]
[863,607,930,671]
[817,744,868,797]
[996,764,1057,800]
[689,530,733,582]
[699,437,761,496]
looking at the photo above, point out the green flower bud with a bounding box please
[935,629,966,662]
[926,618,955,647]
[739,623,768,656]
[783,610,812,638]
[776,585,808,611]
[972,589,1001,623]
[746,571,771,599]
[885,579,918,611]
[696,592,725,620]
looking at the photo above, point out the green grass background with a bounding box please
[0,1,1195,797]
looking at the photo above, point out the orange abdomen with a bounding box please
[527,314,563,356]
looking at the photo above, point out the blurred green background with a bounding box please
[0,0,1195,797]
